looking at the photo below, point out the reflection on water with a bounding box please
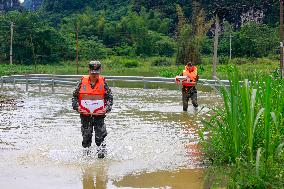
[0,84,221,189]
[82,164,108,189]
[114,169,205,189]
[81,164,205,189]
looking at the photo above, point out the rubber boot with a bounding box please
[97,143,106,159]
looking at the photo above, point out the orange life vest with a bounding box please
[79,75,106,114]
[182,66,198,87]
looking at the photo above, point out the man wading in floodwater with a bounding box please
[175,62,199,111]
[72,61,113,158]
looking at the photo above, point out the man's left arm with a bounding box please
[104,81,113,113]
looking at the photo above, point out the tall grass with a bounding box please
[201,68,284,187]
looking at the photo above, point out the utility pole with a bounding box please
[213,14,220,79]
[76,24,79,75]
[281,0,284,78]
[10,22,14,65]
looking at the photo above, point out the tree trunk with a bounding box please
[213,14,220,79]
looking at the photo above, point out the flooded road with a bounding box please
[0,84,219,189]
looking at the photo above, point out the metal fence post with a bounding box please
[13,77,16,89]
[52,78,55,94]
[1,77,3,90]
[25,76,28,92]
[143,78,146,89]
[39,79,41,94]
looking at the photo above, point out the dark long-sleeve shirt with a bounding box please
[72,78,113,113]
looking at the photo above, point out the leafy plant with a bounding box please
[200,67,284,187]
[151,57,172,66]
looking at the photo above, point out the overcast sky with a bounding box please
[19,0,24,3]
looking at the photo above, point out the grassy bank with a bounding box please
[200,69,284,188]
[0,56,280,79]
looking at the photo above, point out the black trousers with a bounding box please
[182,86,198,110]
[80,114,107,148]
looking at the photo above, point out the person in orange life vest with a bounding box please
[72,61,113,158]
[176,62,198,111]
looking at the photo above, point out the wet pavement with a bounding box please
[0,84,220,189]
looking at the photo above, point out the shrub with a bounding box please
[231,57,248,65]
[123,59,139,68]
[151,57,172,66]
[154,38,176,57]
[232,23,278,58]
[79,39,111,59]
[219,56,230,64]
[113,44,136,56]
[159,67,183,78]
[108,57,139,68]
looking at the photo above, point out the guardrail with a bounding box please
[0,74,230,93]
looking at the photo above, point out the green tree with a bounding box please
[218,21,233,57]
[233,23,278,57]
[0,11,66,64]
[176,2,211,65]
[79,38,111,60]
[176,24,200,65]
[42,0,92,14]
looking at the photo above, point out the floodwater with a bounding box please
[0,84,220,189]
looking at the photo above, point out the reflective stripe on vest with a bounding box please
[79,76,106,114]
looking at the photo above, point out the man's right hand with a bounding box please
[175,77,180,84]
[77,106,89,115]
